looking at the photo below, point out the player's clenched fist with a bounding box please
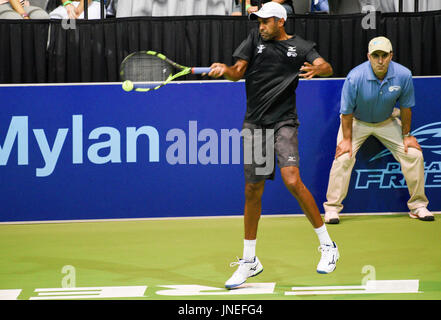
[208,63,227,78]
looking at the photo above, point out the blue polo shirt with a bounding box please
[340,61,415,123]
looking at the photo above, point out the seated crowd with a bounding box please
[0,0,439,20]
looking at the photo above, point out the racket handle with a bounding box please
[191,67,212,74]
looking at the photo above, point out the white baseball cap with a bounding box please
[249,1,287,21]
[368,36,393,54]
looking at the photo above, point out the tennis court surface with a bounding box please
[1,213,440,300]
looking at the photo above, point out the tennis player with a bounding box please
[208,2,339,289]
[323,36,434,224]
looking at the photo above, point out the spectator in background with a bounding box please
[115,0,233,17]
[0,0,49,18]
[398,0,441,12]
[329,0,441,14]
[49,0,106,19]
[362,0,441,13]
[105,0,115,17]
[310,0,329,13]
[234,0,294,15]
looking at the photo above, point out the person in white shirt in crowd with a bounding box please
[49,0,105,19]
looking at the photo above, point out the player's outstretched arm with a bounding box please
[208,59,248,82]
[300,58,333,79]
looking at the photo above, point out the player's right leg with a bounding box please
[225,122,271,289]
[225,181,265,289]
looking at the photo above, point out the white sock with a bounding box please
[243,239,256,262]
[314,224,333,246]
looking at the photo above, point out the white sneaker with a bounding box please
[225,256,263,289]
[324,211,340,224]
[409,207,435,221]
[317,241,339,274]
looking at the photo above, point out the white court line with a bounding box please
[0,212,439,225]
[286,280,420,296]
[290,285,365,290]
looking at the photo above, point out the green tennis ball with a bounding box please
[122,80,134,92]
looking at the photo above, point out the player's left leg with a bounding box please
[280,166,339,273]
[280,166,322,228]
[275,120,339,273]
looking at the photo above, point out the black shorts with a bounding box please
[242,119,300,184]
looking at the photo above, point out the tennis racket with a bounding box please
[120,50,212,92]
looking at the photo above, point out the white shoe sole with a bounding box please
[324,212,340,224]
[409,211,435,221]
[225,267,263,289]
[325,218,340,224]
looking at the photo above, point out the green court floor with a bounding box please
[0,214,440,300]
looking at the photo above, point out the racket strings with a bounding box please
[121,54,174,82]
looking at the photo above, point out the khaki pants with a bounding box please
[323,113,429,213]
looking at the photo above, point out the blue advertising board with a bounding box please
[0,78,440,222]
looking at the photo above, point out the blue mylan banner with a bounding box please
[0,78,440,222]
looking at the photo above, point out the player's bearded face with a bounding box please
[258,17,281,41]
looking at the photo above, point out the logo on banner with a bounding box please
[355,122,441,189]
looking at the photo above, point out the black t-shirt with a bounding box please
[233,28,321,125]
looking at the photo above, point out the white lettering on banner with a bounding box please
[127,126,160,163]
[220,128,242,165]
[355,162,441,189]
[72,114,83,164]
[34,128,68,177]
[0,115,160,177]
[1,116,275,177]
[165,124,245,166]
[166,128,187,164]
[355,121,441,189]
[30,286,147,300]
[87,126,122,164]
[0,116,28,166]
